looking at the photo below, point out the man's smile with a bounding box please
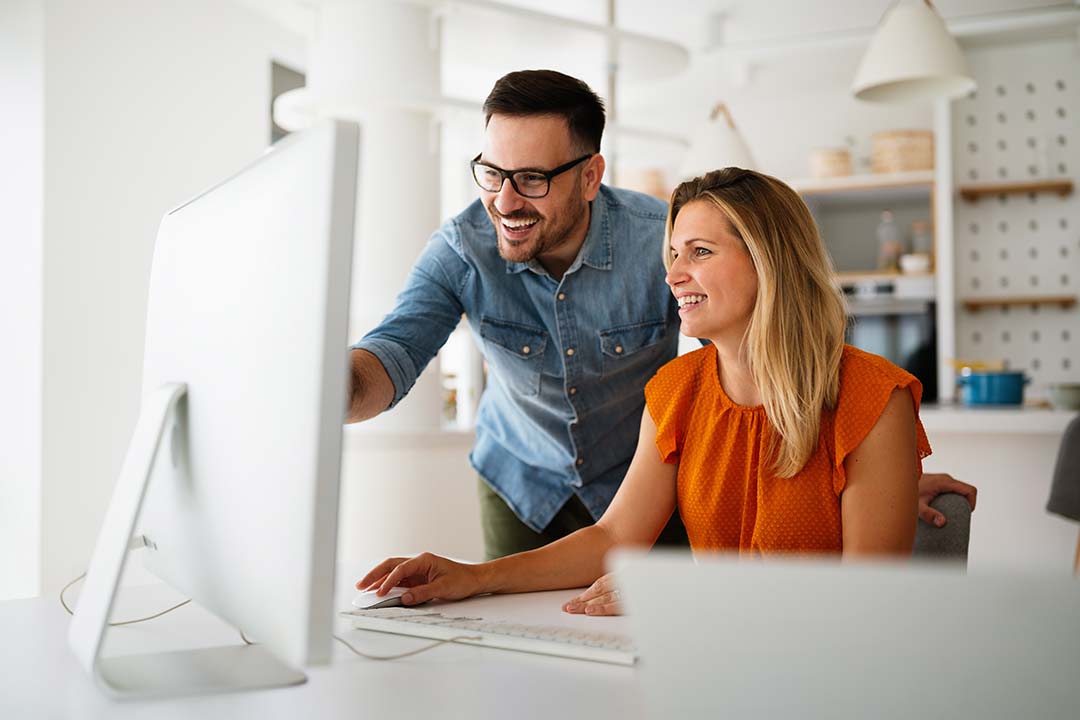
[493,211,542,242]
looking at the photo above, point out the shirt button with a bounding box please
[566,348,575,357]
[615,345,624,354]
[568,387,577,395]
[576,457,584,467]
[557,292,566,301]
[522,345,531,354]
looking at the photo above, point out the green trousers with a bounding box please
[478,477,690,561]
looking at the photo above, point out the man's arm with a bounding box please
[347,349,395,423]
[917,472,977,527]
[347,226,468,422]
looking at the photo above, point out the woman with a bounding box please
[357,168,932,616]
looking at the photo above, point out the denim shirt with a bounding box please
[354,185,679,531]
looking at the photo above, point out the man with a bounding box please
[346,69,974,560]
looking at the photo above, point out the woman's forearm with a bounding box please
[474,524,617,595]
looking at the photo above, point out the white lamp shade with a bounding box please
[852,1,976,104]
[679,105,756,181]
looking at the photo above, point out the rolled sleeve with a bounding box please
[350,337,418,409]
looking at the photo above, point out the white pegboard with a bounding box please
[951,39,1080,397]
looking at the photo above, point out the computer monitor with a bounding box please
[616,550,1080,718]
[68,119,359,697]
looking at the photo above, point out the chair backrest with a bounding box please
[1047,414,1080,522]
[1047,413,1080,573]
[913,492,972,563]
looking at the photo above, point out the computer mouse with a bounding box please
[352,586,410,610]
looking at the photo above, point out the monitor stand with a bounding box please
[67,383,306,698]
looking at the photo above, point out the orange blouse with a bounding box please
[644,344,931,554]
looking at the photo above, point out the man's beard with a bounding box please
[488,194,587,265]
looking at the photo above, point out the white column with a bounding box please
[307,0,444,432]
[297,2,486,572]
[933,98,956,402]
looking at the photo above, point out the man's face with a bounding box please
[478,114,592,265]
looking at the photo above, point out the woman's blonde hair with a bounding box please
[664,168,848,478]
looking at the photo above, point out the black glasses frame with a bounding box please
[469,153,593,198]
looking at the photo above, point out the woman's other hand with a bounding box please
[356,552,483,606]
[562,572,624,616]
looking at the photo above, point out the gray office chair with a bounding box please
[913,492,972,564]
[1047,414,1080,574]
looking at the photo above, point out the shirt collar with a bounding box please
[504,187,613,276]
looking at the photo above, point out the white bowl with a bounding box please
[899,253,931,274]
[1047,383,1080,411]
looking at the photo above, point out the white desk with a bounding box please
[1,584,643,719]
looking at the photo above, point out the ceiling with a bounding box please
[244,0,1079,170]
[238,0,1077,102]
[239,0,1076,49]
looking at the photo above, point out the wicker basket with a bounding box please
[871,130,933,173]
[617,167,670,201]
[809,148,853,178]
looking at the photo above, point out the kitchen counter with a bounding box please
[920,404,1078,434]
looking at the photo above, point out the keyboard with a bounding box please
[343,606,637,666]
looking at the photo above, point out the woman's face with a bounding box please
[665,200,758,345]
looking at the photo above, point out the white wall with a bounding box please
[0,0,45,601]
[36,0,302,596]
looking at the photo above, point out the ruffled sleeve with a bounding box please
[644,347,711,464]
[831,346,933,495]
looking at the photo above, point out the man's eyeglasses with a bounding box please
[470,153,593,199]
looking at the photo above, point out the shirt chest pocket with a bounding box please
[598,319,668,377]
[479,317,548,398]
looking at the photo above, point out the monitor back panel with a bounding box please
[617,551,1080,719]
[137,121,358,666]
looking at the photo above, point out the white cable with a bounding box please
[332,633,483,661]
[59,571,193,625]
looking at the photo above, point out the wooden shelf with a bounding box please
[791,171,934,207]
[834,270,934,284]
[835,270,903,282]
[961,295,1077,312]
[957,179,1073,202]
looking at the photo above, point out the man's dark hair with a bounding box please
[482,69,606,154]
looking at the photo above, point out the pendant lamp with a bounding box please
[853,0,976,103]
[679,103,756,181]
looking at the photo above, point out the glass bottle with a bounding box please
[876,210,904,271]
[910,219,933,256]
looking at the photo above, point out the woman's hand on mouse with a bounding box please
[562,572,624,616]
[356,553,482,606]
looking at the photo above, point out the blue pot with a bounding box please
[957,371,1029,405]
